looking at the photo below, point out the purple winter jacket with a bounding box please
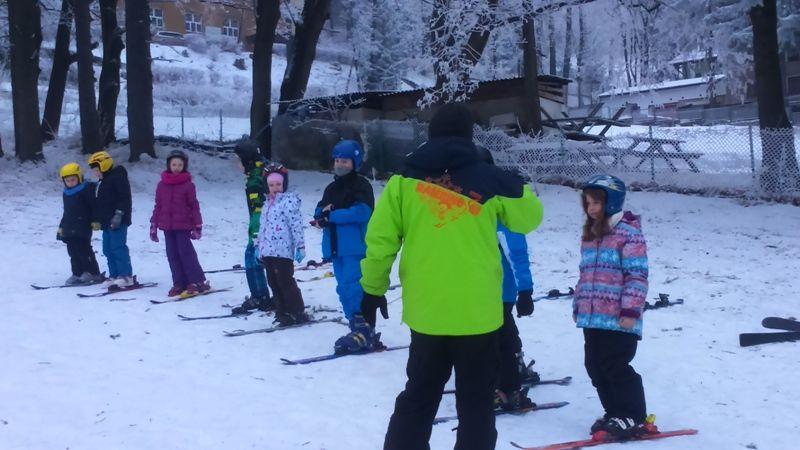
[150,171,202,230]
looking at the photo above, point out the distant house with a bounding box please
[118,0,258,49]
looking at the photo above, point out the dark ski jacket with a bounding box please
[59,181,97,241]
[94,165,132,230]
[315,170,374,259]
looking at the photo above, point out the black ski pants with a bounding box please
[263,257,305,316]
[583,328,646,422]
[65,238,100,276]
[497,302,524,393]
[384,329,500,450]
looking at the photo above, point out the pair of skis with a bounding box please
[441,376,572,395]
[223,316,347,337]
[534,288,574,302]
[645,293,684,310]
[149,287,233,304]
[76,278,158,298]
[740,317,800,347]
[178,305,339,321]
[280,344,410,365]
[204,260,331,274]
[30,275,107,290]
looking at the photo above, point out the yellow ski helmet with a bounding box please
[88,150,113,172]
[59,162,83,183]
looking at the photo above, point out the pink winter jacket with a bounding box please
[150,171,202,230]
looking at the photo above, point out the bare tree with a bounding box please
[750,0,799,191]
[125,0,155,161]
[73,0,103,154]
[97,0,124,145]
[41,0,75,141]
[522,4,543,135]
[8,0,43,162]
[251,0,281,158]
[576,6,585,106]
[278,0,331,114]
[562,6,572,79]
[547,14,556,75]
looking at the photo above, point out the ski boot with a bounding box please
[231,296,272,315]
[168,285,185,297]
[274,311,310,327]
[518,355,541,384]
[334,314,384,354]
[598,416,648,440]
[590,414,610,434]
[185,280,211,296]
[78,272,104,284]
[494,387,535,411]
[64,275,81,286]
[109,276,136,290]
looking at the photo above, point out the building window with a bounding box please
[222,18,240,38]
[185,12,204,34]
[150,8,164,30]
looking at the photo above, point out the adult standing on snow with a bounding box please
[360,104,544,450]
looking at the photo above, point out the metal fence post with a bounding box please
[648,125,655,184]
[219,109,223,144]
[748,125,756,189]
[181,108,185,139]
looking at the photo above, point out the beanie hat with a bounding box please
[428,103,474,140]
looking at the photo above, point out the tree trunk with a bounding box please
[250,0,281,158]
[562,7,572,79]
[41,0,74,141]
[750,0,799,192]
[277,0,331,114]
[548,15,556,75]
[0,134,4,157]
[125,0,156,161]
[576,7,585,107]
[73,0,103,154]
[522,8,543,135]
[98,0,125,146]
[8,0,43,162]
[622,30,632,87]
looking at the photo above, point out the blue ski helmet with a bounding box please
[582,174,626,216]
[332,140,363,170]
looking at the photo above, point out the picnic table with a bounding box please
[618,136,701,173]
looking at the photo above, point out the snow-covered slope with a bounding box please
[1,146,798,449]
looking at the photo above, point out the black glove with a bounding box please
[361,293,388,327]
[516,290,534,317]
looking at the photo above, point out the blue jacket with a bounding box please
[315,171,374,259]
[498,224,533,303]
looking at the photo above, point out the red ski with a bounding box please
[511,428,698,450]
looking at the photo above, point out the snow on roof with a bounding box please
[668,51,717,65]
[598,75,725,98]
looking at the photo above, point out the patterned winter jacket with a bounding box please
[573,211,648,337]
[255,192,305,260]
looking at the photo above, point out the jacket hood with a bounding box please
[404,137,479,172]
[620,211,642,230]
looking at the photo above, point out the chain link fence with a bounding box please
[474,125,800,201]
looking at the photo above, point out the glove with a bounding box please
[110,210,123,230]
[190,226,202,240]
[361,292,389,327]
[56,228,63,241]
[516,290,534,317]
[294,247,305,264]
[149,224,159,242]
[91,222,101,231]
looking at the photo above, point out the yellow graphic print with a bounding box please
[416,177,482,228]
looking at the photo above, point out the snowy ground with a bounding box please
[1,146,799,450]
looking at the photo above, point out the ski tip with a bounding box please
[509,442,526,449]
[279,358,297,365]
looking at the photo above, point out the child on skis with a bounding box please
[477,147,540,411]
[312,140,376,353]
[88,151,136,289]
[574,174,649,439]
[149,150,210,297]
[255,163,308,326]
[231,140,272,315]
[57,162,103,285]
